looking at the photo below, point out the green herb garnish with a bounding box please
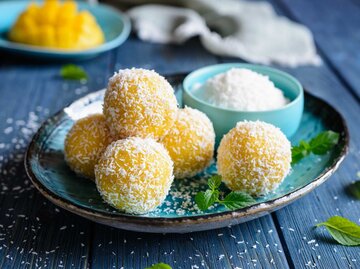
[195,175,255,211]
[146,263,172,269]
[60,64,88,81]
[316,216,360,246]
[292,130,339,164]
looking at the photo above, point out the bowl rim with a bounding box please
[182,63,304,113]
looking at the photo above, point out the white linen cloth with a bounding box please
[128,0,321,67]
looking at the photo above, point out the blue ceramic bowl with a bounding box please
[183,63,304,145]
[0,1,131,60]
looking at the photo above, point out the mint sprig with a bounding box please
[316,216,360,246]
[60,64,88,81]
[195,175,255,211]
[292,130,339,164]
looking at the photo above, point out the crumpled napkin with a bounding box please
[128,0,321,67]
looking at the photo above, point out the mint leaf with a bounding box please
[316,216,360,246]
[348,181,360,200]
[291,130,339,164]
[195,189,218,211]
[300,140,311,151]
[309,131,339,155]
[292,144,310,164]
[195,175,256,211]
[208,175,222,190]
[146,263,172,269]
[219,191,255,210]
[60,64,88,80]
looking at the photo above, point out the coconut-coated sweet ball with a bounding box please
[103,68,178,140]
[217,121,291,196]
[64,114,113,179]
[95,137,174,214]
[161,107,215,179]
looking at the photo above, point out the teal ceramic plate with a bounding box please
[25,74,349,233]
[0,1,131,60]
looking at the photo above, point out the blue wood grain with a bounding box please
[0,0,359,267]
[114,35,218,74]
[91,216,289,269]
[277,0,360,100]
[0,51,115,268]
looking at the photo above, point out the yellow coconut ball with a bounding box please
[161,107,215,179]
[64,114,112,179]
[217,121,291,196]
[103,68,178,140]
[95,137,174,214]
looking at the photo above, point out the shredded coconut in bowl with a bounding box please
[200,68,289,111]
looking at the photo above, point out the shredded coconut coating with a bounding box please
[103,68,178,140]
[217,121,291,196]
[161,107,215,179]
[95,137,174,214]
[202,68,289,111]
[64,114,113,179]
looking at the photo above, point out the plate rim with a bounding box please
[24,76,350,228]
[0,1,131,56]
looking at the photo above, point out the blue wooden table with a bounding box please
[0,0,360,268]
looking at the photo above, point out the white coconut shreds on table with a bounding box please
[201,68,289,111]
[103,68,178,140]
[217,121,291,196]
[94,137,174,215]
[161,107,215,179]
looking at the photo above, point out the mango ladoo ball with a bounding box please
[64,114,112,179]
[217,121,291,196]
[95,137,174,214]
[161,107,215,179]
[103,68,178,140]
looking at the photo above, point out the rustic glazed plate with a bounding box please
[25,74,349,233]
[0,1,131,60]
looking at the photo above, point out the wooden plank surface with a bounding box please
[0,51,116,268]
[0,0,360,268]
[277,0,360,100]
[91,216,289,269]
[114,35,218,74]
